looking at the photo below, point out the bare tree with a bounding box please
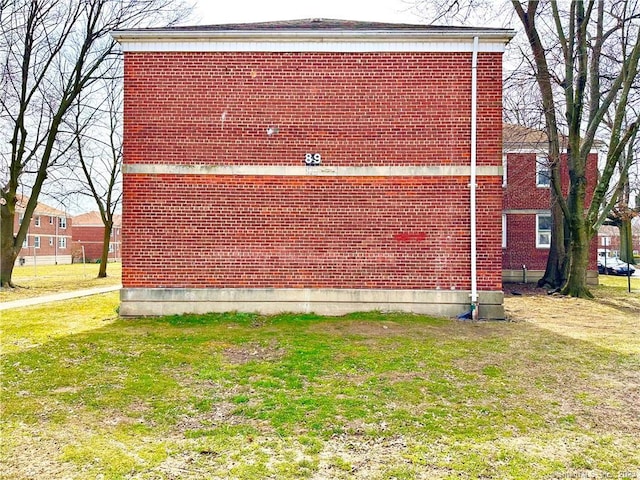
[68,65,123,277]
[512,1,640,297]
[0,0,191,288]
[416,0,640,297]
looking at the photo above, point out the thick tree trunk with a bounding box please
[97,222,113,278]
[619,218,636,265]
[0,247,19,288]
[538,194,569,289]
[560,165,592,298]
[1,207,19,288]
[561,219,592,298]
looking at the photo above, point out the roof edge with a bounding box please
[111,28,516,44]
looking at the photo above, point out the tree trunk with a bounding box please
[619,218,636,265]
[98,220,113,278]
[1,206,19,288]
[538,194,569,289]
[561,218,592,298]
[561,167,593,298]
[0,247,19,288]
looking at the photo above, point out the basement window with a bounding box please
[536,214,552,248]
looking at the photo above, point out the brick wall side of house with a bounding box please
[72,225,105,260]
[123,51,504,291]
[123,52,502,167]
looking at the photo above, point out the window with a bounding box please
[502,214,507,249]
[502,155,508,187]
[35,216,40,227]
[49,216,54,224]
[49,237,54,246]
[34,236,40,249]
[22,237,28,248]
[536,155,551,187]
[59,217,67,229]
[59,237,67,249]
[536,214,552,248]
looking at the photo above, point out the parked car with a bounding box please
[597,257,636,276]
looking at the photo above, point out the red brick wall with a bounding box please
[72,225,105,260]
[123,51,504,291]
[123,52,502,168]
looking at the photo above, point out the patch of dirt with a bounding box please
[313,434,449,479]
[222,341,285,365]
[310,320,411,337]
[503,282,550,297]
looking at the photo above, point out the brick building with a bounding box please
[14,195,73,266]
[113,19,514,318]
[502,124,599,284]
[71,211,122,263]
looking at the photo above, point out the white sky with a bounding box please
[191,0,424,25]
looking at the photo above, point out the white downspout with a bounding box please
[470,36,479,320]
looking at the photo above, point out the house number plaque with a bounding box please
[304,153,322,166]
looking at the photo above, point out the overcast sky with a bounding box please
[191,0,424,25]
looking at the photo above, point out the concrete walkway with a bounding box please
[0,285,121,311]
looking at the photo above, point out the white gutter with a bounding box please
[470,36,479,319]
[111,28,515,43]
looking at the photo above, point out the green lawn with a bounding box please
[0,262,121,302]
[1,282,638,479]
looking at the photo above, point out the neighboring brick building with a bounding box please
[502,124,599,284]
[113,19,514,318]
[71,211,122,263]
[14,195,73,266]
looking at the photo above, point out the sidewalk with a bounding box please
[0,285,121,311]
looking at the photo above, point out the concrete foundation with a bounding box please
[120,287,505,320]
[502,269,599,285]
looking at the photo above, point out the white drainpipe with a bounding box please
[470,36,479,320]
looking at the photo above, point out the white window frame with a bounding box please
[59,216,67,229]
[502,214,507,249]
[536,155,551,188]
[49,216,54,224]
[22,237,28,248]
[59,237,67,249]
[49,237,54,246]
[536,213,552,249]
[35,216,40,227]
[502,154,507,187]
[34,236,41,249]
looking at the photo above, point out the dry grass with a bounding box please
[0,262,121,302]
[1,276,639,479]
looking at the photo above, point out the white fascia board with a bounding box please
[111,29,515,53]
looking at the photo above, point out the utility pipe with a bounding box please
[470,36,479,320]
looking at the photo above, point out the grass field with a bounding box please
[0,262,122,302]
[1,277,638,479]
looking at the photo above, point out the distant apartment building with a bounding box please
[15,195,73,266]
[502,124,599,284]
[72,211,122,263]
[598,219,640,258]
